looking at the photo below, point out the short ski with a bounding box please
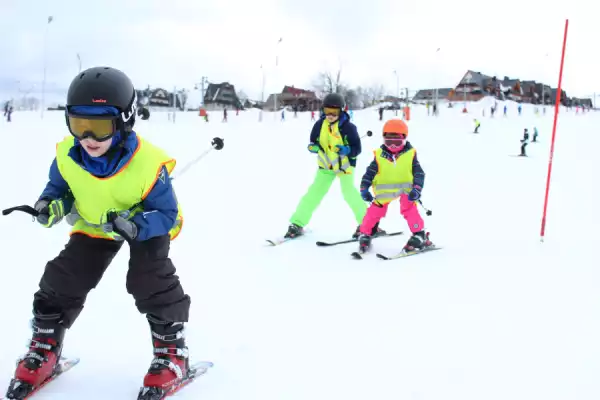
[266,230,311,246]
[351,251,366,260]
[376,245,442,260]
[316,231,403,247]
[266,237,294,246]
[2,357,80,400]
[137,361,213,400]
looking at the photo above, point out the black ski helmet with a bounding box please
[322,93,345,109]
[66,66,138,131]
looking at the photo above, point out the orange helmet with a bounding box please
[382,119,408,137]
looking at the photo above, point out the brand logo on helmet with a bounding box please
[92,98,107,103]
[121,91,138,123]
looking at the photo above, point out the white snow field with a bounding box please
[1,101,599,399]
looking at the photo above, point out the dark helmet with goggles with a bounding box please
[65,66,138,142]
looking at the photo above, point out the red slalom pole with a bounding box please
[540,19,569,242]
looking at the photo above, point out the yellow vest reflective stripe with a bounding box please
[372,147,415,204]
[55,136,184,241]
[317,120,351,173]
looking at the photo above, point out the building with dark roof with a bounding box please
[203,82,242,109]
[264,85,321,111]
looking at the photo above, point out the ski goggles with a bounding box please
[323,107,340,117]
[66,106,121,142]
[383,133,406,148]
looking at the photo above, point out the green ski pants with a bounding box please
[290,168,367,227]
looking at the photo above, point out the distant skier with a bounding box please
[378,107,384,121]
[504,105,508,116]
[281,109,285,121]
[518,104,522,115]
[520,128,530,156]
[473,118,481,133]
[311,110,315,121]
[222,107,228,122]
[357,119,433,254]
[533,127,539,142]
[6,104,13,122]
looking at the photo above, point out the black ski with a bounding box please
[316,231,403,247]
[350,251,366,260]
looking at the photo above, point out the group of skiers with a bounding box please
[2,67,433,399]
[284,92,433,253]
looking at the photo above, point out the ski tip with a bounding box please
[60,356,80,363]
[191,361,214,369]
[315,241,330,246]
[350,252,363,260]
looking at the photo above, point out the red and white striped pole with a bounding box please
[540,19,569,242]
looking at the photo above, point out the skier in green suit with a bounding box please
[284,93,384,239]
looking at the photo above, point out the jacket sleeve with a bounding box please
[412,152,425,189]
[309,119,322,143]
[360,158,379,190]
[343,122,362,158]
[131,166,179,241]
[39,158,75,211]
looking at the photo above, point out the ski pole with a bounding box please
[360,130,373,139]
[418,199,432,216]
[170,137,224,181]
[2,205,39,218]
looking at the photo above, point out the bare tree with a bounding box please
[311,65,344,98]
[236,89,249,103]
[360,84,385,107]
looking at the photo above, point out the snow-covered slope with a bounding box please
[0,104,598,399]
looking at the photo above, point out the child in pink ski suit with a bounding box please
[357,119,432,252]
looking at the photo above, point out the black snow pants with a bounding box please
[32,233,191,328]
[520,142,528,156]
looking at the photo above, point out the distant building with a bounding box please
[448,70,491,102]
[203,82,242,110]
[264,85,321,111]
[448,69,572,106]
[412,88,452,102]
[136,87,185,110]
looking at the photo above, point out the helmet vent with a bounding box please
[95,72,102,78]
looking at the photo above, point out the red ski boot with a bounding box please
[6,316,65,399]
[138,320,189,400]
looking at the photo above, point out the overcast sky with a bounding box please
[0,0,596,100]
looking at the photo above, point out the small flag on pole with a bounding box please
[48,16,53,24]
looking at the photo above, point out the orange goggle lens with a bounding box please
[323,107,340,116]
[68,116,116,141]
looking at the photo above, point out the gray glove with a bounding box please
[34,199,65,228]
[103,211,138,242]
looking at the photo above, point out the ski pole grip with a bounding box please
[2,205,40,217]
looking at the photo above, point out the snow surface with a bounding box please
[1,102,599,399]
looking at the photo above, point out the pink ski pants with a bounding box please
[360,194,424,235]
